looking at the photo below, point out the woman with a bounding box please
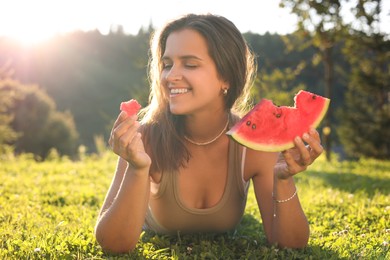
[95,13,323,253]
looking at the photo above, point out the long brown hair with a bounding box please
[140,13,257,173]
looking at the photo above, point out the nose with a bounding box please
[164,65,183,82]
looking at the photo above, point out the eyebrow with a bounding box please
[162,55,203,61]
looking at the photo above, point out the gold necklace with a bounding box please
[184,118,229,146]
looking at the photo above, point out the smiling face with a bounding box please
[160,29,228,116]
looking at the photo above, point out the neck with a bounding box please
[184,112,230,145]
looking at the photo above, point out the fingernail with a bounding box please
[295,136,301,142]
[310,128,316,134]
[303,133,309,140]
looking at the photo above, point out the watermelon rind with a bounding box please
[310,98,330,132]
[227,131,296,152]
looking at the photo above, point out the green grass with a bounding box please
[0,152,389,259]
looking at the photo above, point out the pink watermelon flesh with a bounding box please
[120,99,141,116]
[226,90,330,152]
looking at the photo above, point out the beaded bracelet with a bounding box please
[272,188,297,203]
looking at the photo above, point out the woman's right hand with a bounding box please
[109,112,151,170]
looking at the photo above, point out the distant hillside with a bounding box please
[0,30,346,150]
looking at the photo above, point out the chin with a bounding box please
[169,104,186,115]
[169,109,186,116]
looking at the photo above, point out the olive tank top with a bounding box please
[144,139,249,234]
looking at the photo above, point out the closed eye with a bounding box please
[185,64,198,69]
[162,63,172,69]
[162,55,202,70]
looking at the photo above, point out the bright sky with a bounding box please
[0,0,389,45]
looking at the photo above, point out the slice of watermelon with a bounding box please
[120,99,141,116]
[227,90,330,152]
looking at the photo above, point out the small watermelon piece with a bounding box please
[120,99,141,116]
[226,90,330,152]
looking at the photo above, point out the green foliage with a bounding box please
[253,62,306,106]
[338,23,390,158]
[93,134,109,157]
[0,154,389,259]
[0,79,79,159]
[279,0,347,161]
[275,0,389,160]
[0,30,151,149]
[42,111,79,158]
[0,66,19,150]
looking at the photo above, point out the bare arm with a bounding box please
[247,129,323,248]
[249,152,309,248]
[94,112,151,253]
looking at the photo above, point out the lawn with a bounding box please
[0,152,388,259]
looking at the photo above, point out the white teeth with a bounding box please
[170,88,189,94]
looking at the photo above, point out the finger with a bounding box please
[282,150,306,175]
[127,132,143,155]
[110,116,139,150]
[109,112,127,147]
[303,129,323,158]
[111,115,138,137]
[294,136,311,166]
[112,111,130,129]
[115,121,140,148]
[118,121,140,149]
[118,114,138,129]
[110,113,132,141]
[309,128,321,142]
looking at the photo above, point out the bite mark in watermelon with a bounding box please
[120,99,141,116]
[227,90,330,152]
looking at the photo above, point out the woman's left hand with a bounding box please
[274,128,323,179]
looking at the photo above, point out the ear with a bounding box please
[221,81,230,95]
[221,80,230,91]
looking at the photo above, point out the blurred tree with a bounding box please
[244,32,308,107]
[42,111,79,158]
[280,0,345,161]
[2,79,79,159]
[338,0,390,159]
[252,62,307,106]
[0,62,19,153]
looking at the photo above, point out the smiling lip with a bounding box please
[169,88,190,96]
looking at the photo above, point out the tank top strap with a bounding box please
[153,170,170,199]
[228,113,250,198]
[228,139,248,199]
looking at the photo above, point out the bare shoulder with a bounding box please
[243,148,279,181]
[229,113,279,180]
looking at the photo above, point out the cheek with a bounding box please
[195,71,221,89]
[160,72,167,85]
[205,78,225,95]
[159,76,169,92]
